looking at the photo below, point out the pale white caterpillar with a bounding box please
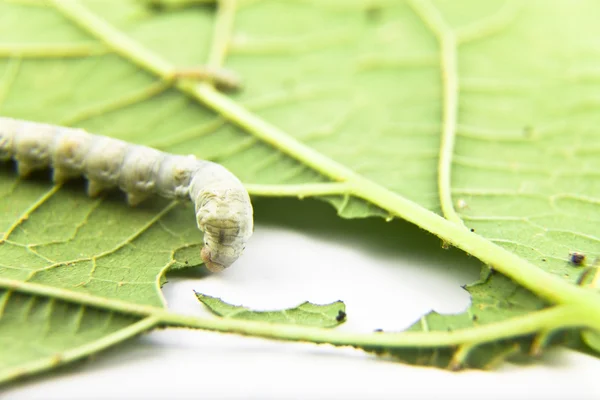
[0,117,253,272]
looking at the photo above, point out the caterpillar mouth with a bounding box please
[201,246,226,272]
[204,260,226,273]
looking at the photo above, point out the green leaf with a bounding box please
[0,290,155,382]
[195,292,346,328]
[0,0,599,384]
[0,168,200,382]
[383,273,549,369]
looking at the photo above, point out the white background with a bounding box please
[6,198,600,399]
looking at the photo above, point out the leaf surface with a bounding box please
[0,0,599,382]
[0,290,154,382]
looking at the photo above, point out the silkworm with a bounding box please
[0,116,253,272]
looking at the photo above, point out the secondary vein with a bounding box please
[407,0,463,226]
[207,0,237,70]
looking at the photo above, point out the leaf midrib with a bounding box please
[0,273,592,381]
[0,275,591,351]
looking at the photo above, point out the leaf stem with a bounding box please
[2,277,598,352]
[158,304,592,348]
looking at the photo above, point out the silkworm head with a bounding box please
[201,245,226,272]
[196,188,253,272]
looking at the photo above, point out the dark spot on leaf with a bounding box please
[336,310,346,322]
[523,125,534,137]
[365,4,383,21]
[569,252,586,266]
[472,314,478,321]
[145,1,165,11]
[541,258,547,262]
[470,228,475,232]
[449,360,463,371]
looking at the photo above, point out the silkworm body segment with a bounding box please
[0,117,253,272]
